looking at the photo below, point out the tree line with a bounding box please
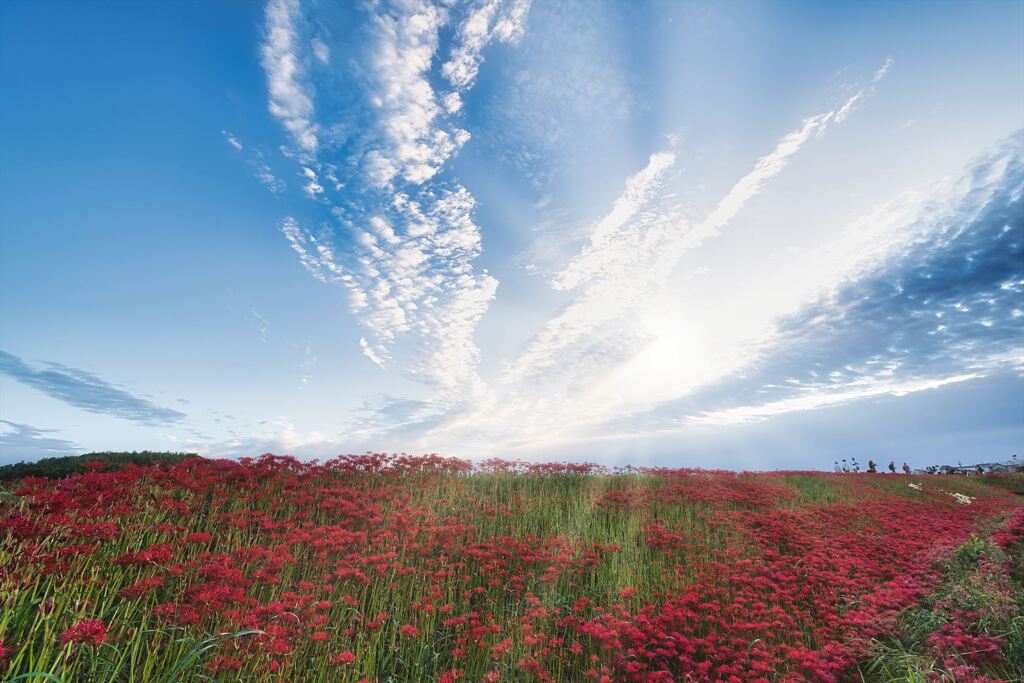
[0,451,200,481]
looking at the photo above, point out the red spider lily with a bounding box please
[1,455,1018,682]
[59,619,108,646]
[398,623,420,638]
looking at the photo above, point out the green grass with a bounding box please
[860,528,1024,682]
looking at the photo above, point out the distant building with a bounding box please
[914,455,1022,475]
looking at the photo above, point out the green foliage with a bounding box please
[860,530,1024,682]
[0,452,199,482]
[778,474,843,504]
[984,472,1024,495]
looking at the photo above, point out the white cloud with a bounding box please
[428,59,904,450]
[223,130,244,151]
[311,37,329,64]
[554,151,676,291]
[365,1,461,186]
[442,0,532,91]
[483,0,636,188]
[492,0,531,43]
[690,374,980,426]
[299,341,317,384]
[348,186,499,404]
[502,72,886,385]
[302,166,324,196]
[835,56,891,124]
[255,161,286,194]
[360,337,388,368]
[280,217,345,286]
[263,0,533,410]
[358,0,530,189]
[261,0,318,153]
[250,306,270,342]
[223,131,288,193]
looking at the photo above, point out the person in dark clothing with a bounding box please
[867,460,877,473]
[888,461,896,473]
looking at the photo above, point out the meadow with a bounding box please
[0,455,1021,682]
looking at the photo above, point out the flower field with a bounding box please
[1,455,1021,682]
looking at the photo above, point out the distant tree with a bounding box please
[0,451,200,481]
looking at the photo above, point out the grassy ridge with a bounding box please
[0,452,200,482]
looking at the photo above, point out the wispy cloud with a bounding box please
[254,157,287,194]
[364,1,464,187]
[502,150,679,382]
[482,0,637,188]
[504,60,893,387]
[261,0,317,154]
[0,421,81,462]
[0,351,187,426]
[299,341,316,385]
[223,130,286,194]
[834,56,891,124]
[620,129,1024,430]
[250,306,270,342]
[442,0,531,95]
[420,59,935,451]
[263,0,530,408]
[222,130,244,151]
[311,37,329,64]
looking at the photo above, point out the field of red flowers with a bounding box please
[1,455,1021,683]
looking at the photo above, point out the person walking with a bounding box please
[842,459,850,473]
[833,460,842,473]
[888,461,896,474]
[851,458,860,473]
[902,462,912,474]
[868,459,877,473]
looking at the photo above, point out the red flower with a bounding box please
[60,619,107,646]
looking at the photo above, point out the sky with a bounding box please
[0,0,1022,470]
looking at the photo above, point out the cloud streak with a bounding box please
[504,60,894,387]
[622,129,1024,431]
[0,421,81,462]
[0,351,187,426]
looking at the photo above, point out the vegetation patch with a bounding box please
[0,456,1020,682]
[0,452,200,482]
[860,510,1024,682]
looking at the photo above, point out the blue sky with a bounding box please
[1,0,1021,469]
